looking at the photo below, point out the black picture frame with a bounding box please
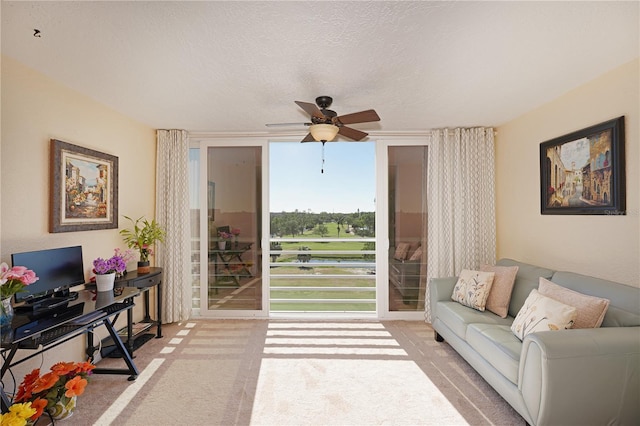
[540,116,625,215]
[50,139,119,232]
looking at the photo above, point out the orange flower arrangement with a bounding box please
[14,361,95,422]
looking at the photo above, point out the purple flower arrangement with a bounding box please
[93,251,128,275]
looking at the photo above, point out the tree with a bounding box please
[314,223,329,238]
[335,214,345,238]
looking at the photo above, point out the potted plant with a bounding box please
[119,216,166,273]
[217,230,233,250]
[0,263,39,328]
[92,249,130,292]
[13,361,95,422]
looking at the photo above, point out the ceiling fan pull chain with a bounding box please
[321,141,325,173]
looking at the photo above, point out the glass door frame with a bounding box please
[375,136,430,320]
[192,135,270,318]
[190,134,429,319]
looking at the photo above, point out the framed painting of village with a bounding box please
[540,116,625,215]
[50,139,119,232]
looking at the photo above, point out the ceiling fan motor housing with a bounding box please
[313,96,337,124]
[315,96,333,108]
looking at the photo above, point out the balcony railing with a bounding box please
[269,238,375,313]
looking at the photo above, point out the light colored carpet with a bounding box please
[70,320,524,425]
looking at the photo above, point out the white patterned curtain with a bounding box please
[425,127,496,322]
[156,130,192,323]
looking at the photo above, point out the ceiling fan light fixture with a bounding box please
[309,123,339,142]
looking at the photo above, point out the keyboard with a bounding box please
[102,303,128,315]
[20,325,82,349]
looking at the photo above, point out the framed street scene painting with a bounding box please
[540,116,625,215]
[50,139,119,232]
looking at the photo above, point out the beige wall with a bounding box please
[496,59,639,287]
[1,56,156,371]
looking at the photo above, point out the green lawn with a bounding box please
[269,222,376,311]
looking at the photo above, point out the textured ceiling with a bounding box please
[2,1,638,136]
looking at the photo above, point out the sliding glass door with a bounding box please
[386,145,428,313]
[190,142,264,317]
[189,136,429,319]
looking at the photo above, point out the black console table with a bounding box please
[84,267,162,356]
[1,287,142,411]
[115,267,162,336]
[209,243,253,290]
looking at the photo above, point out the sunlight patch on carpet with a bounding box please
[268,322,385,329]
[251,358,468,425]
[263,347,408,356]
[267,330,391,337]
[250,321,468,424]
[265,337,400,346]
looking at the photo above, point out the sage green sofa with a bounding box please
[429,259,640,426]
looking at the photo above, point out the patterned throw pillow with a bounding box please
[480,264,519,318]
[451,269,495,311]
[393,243,410,261]
[511,289,577,340]
[538,278,610,329]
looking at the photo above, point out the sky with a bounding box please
[559,137,590,170]
[68,154,102,186]
[269,141,375,213]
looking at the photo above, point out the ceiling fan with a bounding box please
[266,96,381,143]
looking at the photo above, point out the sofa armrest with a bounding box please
[429,277,457,321]
[429,277,457,302]
[519,327,640,426]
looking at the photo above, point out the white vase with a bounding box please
[218,241,226,250]
[95,272,116,292]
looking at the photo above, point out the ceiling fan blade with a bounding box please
[295,101,325,119]
[300,133,315,143]
[335,109,380,125]
[338,126,368,141]
[265,122,311,128]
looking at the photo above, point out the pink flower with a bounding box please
[113,248,135,264]
[231,228,241,236]
[18,269,39,285]
[0,262,39,299]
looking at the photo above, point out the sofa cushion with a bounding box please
[451,269,495,311]
[496,259,555,318]
[538,277,610,328]
[550,271,640,327]
[393,243,410,260]
[511,289,577,340]
[466,323,522,385]
[408,245,422,261]
[481,264,519,318]
[435,300,513,340]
